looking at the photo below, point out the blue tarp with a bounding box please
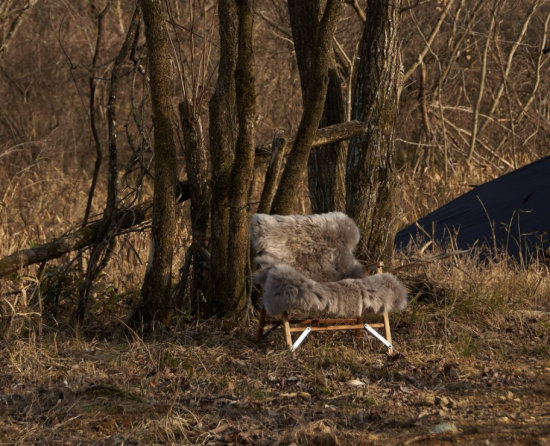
[395,156,550,262]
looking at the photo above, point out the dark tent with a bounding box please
[395,156,550,262]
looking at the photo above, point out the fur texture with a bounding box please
[250,213,365,282]
[255,260,408,318]
[251,212,409,318]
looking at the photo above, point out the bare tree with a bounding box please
[270,0,344,215]
[134,0,178,327]
[208,0,256,322]
[75,4,141,323]
[346,0,402,264]
[287,0,347,214]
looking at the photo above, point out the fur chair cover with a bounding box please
[251,213,409,318]
[255,258,408,318]
[250,213,365,282]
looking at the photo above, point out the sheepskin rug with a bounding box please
[250,213,365,282]
[251,213,408,318]
[254,258,408,318]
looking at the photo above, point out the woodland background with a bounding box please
[1,0,550,444]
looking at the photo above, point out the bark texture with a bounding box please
[209,0,256,322]
[346,0,402,265]
[208,0,238,316]
[287,0,347,213]
[270,0,343,215]
[308,69,347,213]
[257,132,287,214]
[137,0,177,327]
[224,0,256,320]
[179,100,211,312]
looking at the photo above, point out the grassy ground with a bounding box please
[2,1,550,442]
[2,254,549,445]
[1,154,549,445]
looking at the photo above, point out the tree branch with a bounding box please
[255,120,364,160]
[0,201,154,280]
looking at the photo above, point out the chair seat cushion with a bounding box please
[250,213,365,282]
[254,259,408,318]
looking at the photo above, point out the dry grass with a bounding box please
[2,142,550,444]
[2,0,550,442]
[2,180,550,444]
[1,298,549,444]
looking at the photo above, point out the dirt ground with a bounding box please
[1,322,549,446]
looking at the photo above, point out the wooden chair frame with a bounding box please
[257,262,394,353]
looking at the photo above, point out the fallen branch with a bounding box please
[255,120,364,161]
[0,121,365,279]
[0,200,153,279]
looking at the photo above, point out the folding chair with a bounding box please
[251,213,407,353]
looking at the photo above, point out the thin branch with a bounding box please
[255,9,291,38]
[345,0,366,23]
[82,0,114,228]
[0,0,38,61]
[468,0,501,161]
[403,0,454,82]
[477,0,542,141]
[165,19,219,47]
[393,250,469,271]
[492,6,550,159]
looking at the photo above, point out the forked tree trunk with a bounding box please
[135,0,177,327]
[287,0,347,214]
[208,0,256,323]
[346,0,402,265]
[270,0,344,215]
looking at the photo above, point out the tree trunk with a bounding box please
[270,0,344,215]
[208,0,257,323]
[257,132,287,214]
[287,0,347,214]
[308,68,347,213]
[179,99,211,314]
[223,0,257,322]
[346,0,402,265]
[208,0,238,317]
[135,0,177,327]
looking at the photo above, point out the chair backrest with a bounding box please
[250,212,365,282]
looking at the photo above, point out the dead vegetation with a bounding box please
[2,0,550,444]
[1,244,549,444]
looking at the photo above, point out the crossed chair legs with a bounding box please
[256,262,395,353]
[257,308,394,353]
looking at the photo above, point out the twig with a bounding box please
[82,0,113,228]
[403,0,454,82]
[345,0,366,23]
[393,250,469,271]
